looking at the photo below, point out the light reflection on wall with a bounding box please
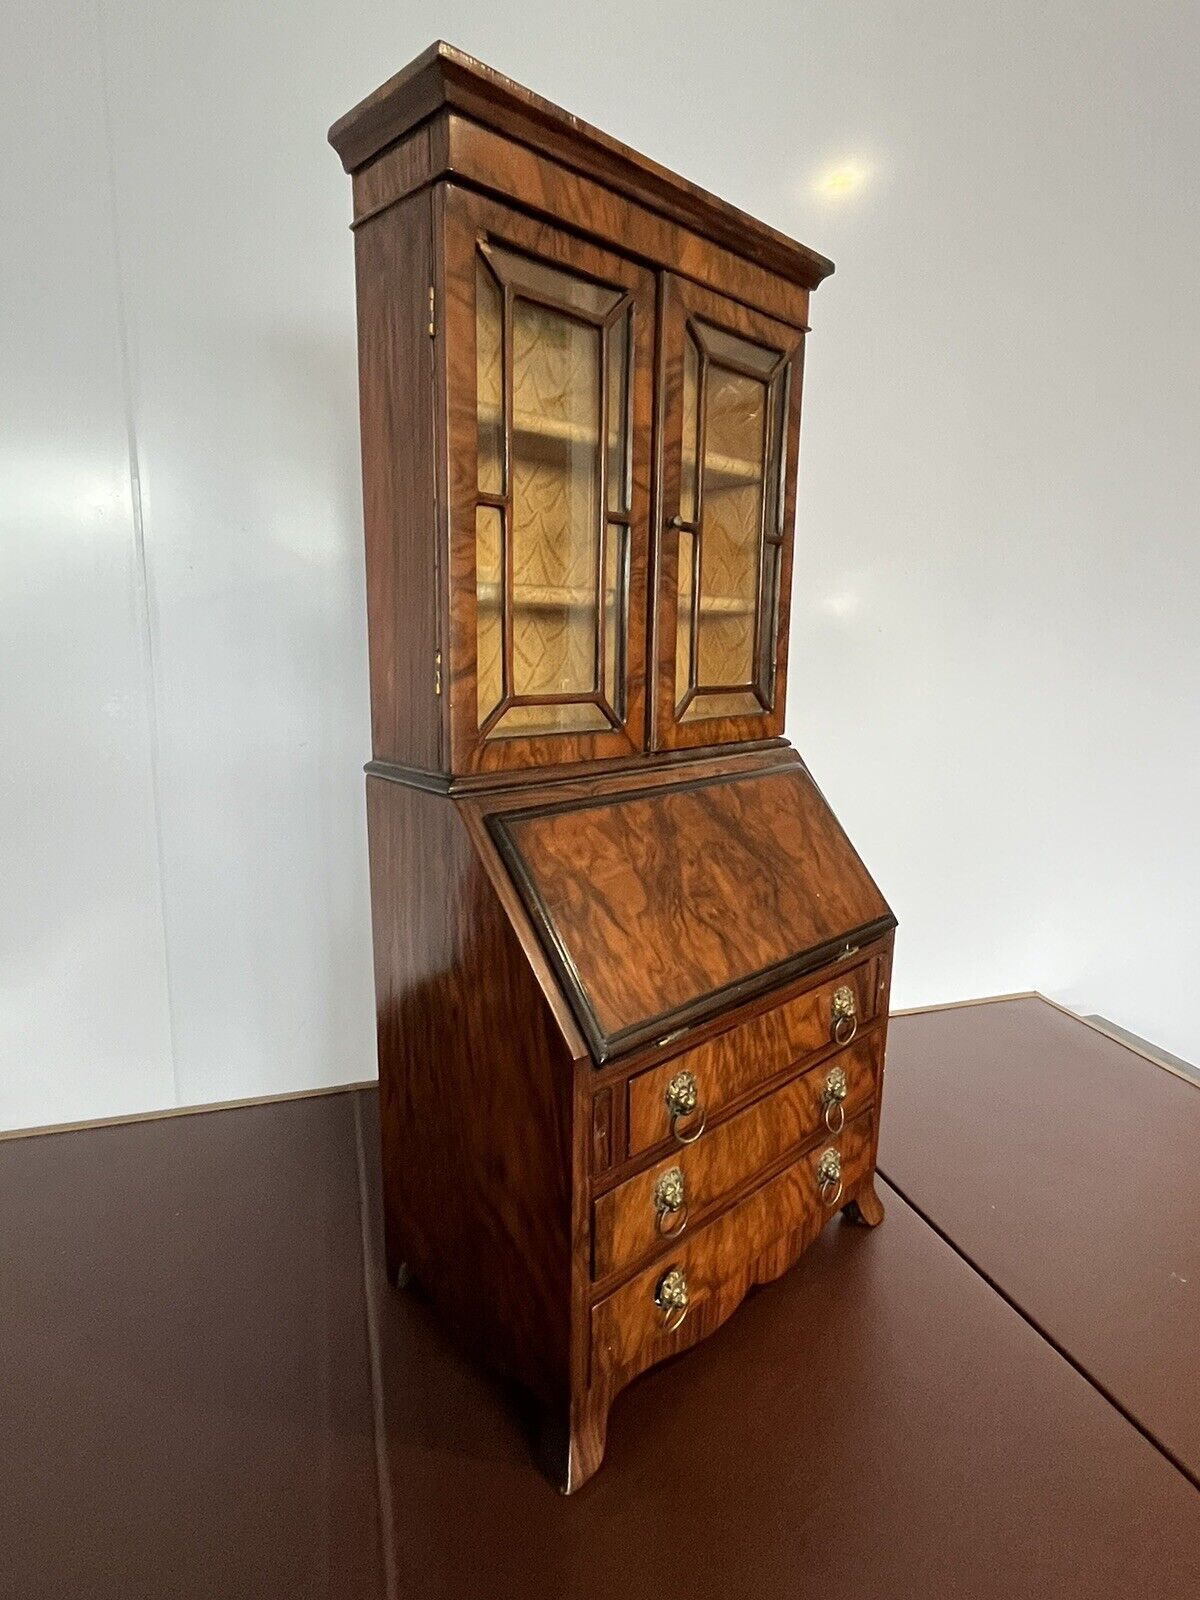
[811,160,873,201]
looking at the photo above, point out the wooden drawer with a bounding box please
[592,1111,874,1376]
[594,1031,879,1279]
[627,958,879,1156]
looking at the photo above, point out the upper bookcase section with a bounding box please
[328,41,834,294]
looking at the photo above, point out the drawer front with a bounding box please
[627,958,878,1156]
[595,1031,879,1279]
[592,1112,874,1376]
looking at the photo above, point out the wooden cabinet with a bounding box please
[331,40,896,1492]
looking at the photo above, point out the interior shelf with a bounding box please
[477,582,754,615]
[479,407,764,488]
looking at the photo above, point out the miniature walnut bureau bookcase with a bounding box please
[330,42,896,1492]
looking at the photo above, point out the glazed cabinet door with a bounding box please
[652,275,805,749]
[441,187,655,773]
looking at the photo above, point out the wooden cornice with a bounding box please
[329,41,835,292]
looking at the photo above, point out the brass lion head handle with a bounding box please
[653,1166,689,1237]
[816,1147,843,1209]
[654,1265,690,1333]
[821,1065,848,1133]
[831,985,858,1046]
[664,1070,706,1145]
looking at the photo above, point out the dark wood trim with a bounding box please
[366,737,792,796]
[364,760,452,794]
[585,934,892,1086]
[487,766,897,1062]
[329,41,835,292]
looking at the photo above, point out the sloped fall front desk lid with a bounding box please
[487,763,895,1063]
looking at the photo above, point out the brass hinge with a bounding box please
[428,284,436,338]
[433,649,442,696]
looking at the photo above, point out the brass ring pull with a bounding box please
[670,1107,706,1145]
[664,1070,706,1146]
[821,1065,848,1136]
[816,1148,842,1210]
[655,1266,689,1334]
[653,1168,689,1238]
[831,986,857,1046]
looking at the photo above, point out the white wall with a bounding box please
[3,0,1198,1130]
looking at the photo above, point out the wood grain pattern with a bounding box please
[594,1031,881,1278]
[459,740,796,811]
[329,42,834,292]
[353,190,441,768]
[626,958,881,1154]
[350,114,438,224]
[492,761,894,1057]
[441,117,815,330]
[366,776,578,1403]
[591,1112,875,1375]
[348,114,814,332]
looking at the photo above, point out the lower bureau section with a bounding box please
[591,1110,875,1377]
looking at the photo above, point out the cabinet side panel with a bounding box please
[366,776,574,1400]
[354,189,441,769]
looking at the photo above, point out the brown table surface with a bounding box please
[2,1055,1198,1599]
[881,995,1200,1486]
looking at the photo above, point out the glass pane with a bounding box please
[476,257,504,495]
[482,241,623,321]
[694,364,767,688]
[509,296,601,712]
[606,307,631,514]
[602,522,626,716]
[695,319,780,378]
[675,528,695,709]
[679,331,699,524]
[489,701,610,737]
[475,505,504,725]
[682,689,763,722]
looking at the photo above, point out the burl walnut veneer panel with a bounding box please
[490,761,894,1059]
